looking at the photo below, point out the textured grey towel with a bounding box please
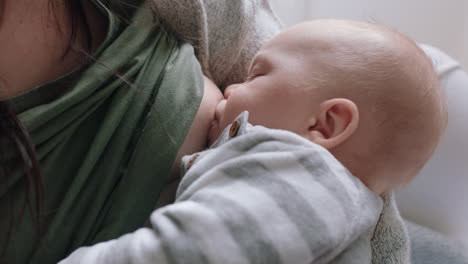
[371,193,411,264]
[151,0,282,89]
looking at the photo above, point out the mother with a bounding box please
[0,0,280,262]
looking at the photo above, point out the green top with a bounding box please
[0,1,203,263]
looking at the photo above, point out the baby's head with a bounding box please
[210,20,447,194]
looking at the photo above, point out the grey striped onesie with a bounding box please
[60,112,394,263]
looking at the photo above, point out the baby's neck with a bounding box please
[331,150,388,195]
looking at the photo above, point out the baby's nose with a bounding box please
[224,84,237,99]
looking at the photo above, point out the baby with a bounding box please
[61,20,446,264]
[208,20,446,195]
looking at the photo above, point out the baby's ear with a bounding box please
[306,98,359,149]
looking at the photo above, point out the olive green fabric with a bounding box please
[0,1,203,263]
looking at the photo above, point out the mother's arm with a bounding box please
[151,0,282,89]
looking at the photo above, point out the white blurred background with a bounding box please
[270,0,467,70]
[270,0,468,246]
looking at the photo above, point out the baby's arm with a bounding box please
[60,125,382,264]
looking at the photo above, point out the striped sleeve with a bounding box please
[59,127,382,264]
